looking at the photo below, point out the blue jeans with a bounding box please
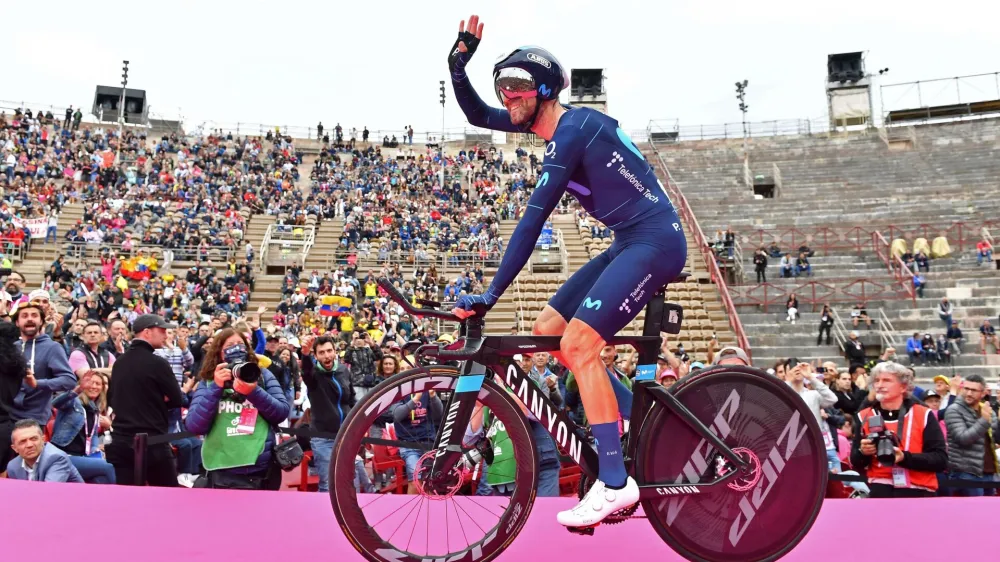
[69,454,116,484]
[477,462,559,497]
[398,447,422,481]
[978,250,993,265]
[951,472,990,497]
[174,436,202,475]
[826,448,840,472]
[312,437,335,493]
[45,226,57,243]
[537,462,560,497]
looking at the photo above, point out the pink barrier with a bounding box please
[0,479,992,561]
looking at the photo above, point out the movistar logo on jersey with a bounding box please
[583,298,602,310]
[537,172,549,188]
[538,84,551,97]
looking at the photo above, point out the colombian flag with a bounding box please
[320,295,352,317]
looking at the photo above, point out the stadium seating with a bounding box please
[655,118,1000,380]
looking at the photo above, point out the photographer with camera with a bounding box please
[344,328,382,400]
[185,327,290,490]
[851,362,947,497]
[943,374,1000,496]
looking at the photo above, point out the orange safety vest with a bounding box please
[859,403,938,492]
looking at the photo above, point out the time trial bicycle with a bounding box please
[329,277,826,562]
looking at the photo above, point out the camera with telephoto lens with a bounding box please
[866,414,900,466]
[226,361,261,403]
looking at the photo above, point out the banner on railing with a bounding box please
[11,217,48,239]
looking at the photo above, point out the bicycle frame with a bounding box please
[422,291,750,502]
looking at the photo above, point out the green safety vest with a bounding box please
[201,389,269,471]
[483,409,516,487]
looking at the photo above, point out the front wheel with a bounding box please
[330,365,539,562]
[636,366,827,562]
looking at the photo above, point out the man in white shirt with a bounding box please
[785,360,838,470]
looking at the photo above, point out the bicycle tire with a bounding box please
[330,365,540,562]
[636,366,827,562]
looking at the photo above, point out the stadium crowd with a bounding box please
[6,106,995,504]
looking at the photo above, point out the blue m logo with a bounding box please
[538,84,551,97]
[583,298,602,310]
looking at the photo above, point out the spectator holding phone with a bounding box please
[785,360,838,469]
[344,329,382,400]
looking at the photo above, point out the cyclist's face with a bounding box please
[504,95,538,126]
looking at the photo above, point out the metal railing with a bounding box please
[742,158,753,190]
[876,308,900,350]
[38,242,238,264]
[322,249,500,275]
[649,148,752,359]
[732,238,745,282]
[871,231,918,306]
[259,224,315,268]
[513,277,526,333]
[830,308,850,353]
[729,278,913,312]
[1,240,25,262]
[772,163,783,198]
[646,118,823,142]
[739,220,999,256]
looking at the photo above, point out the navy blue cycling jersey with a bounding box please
[453,71,682,301]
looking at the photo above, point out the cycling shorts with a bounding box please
[548,214,687,341]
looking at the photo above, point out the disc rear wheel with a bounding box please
[636,366,827,562]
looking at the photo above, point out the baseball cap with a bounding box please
[690,361,706,371]
[924,389,940,399]
[28,289,50,302]
[712,346,750,365]
[9,300,44,320]
[932,375,950,386]
[132,314,177,333]
[656,354,669,363]
[658,369,678,381]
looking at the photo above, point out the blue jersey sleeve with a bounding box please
[486,127,586,299]
[450,64,520,133]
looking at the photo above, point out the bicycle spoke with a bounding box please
[452,496,490,535]
[387,496,424,544]
[368,494,421,530]
[459,495,509,519]
[403,497,425,553]
[451,493,472,548]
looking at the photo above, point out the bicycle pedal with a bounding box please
[566,524,599,536]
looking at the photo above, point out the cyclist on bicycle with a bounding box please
[447,14,687,527]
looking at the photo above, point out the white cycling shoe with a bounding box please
[557,477,640,527]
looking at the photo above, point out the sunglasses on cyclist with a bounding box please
[494,67,538,103]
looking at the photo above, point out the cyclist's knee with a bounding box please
[560,320,605,369]
[533,306,567,337]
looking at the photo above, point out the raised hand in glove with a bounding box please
[448,14,484,74]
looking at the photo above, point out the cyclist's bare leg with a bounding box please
[559,318,618,425]
[532,305,569,364]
